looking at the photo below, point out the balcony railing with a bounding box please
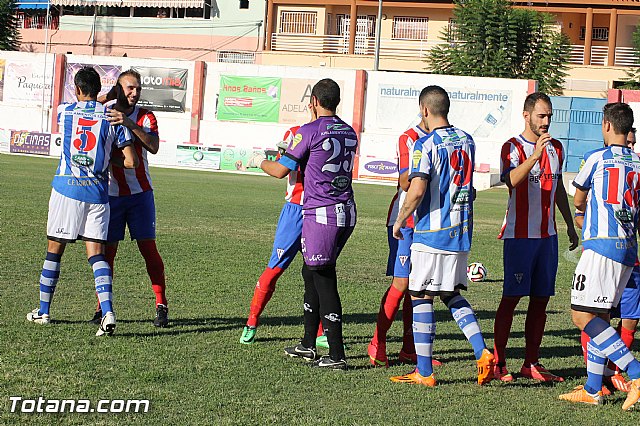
[271,33,438,58]
[17,14,59,30]
[273,35,640,67]
[568,45,640,66]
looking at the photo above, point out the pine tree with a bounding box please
[427,0,570,95]
[621,25,640,90]
[0,0,21,51]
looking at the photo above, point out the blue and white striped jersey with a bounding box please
[573,145,640,266]
[53,101,132,203]
[410,125,475,252]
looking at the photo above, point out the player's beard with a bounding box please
[529,118,547,138]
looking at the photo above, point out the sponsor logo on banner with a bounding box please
[132,66,188,113]
[63,63,121,103]
[176,145,221,169]
[4,60,53,106]
[218,75,281,123]
[364,160,397,175]
[9,130,51,155]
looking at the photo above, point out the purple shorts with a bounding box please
[301,220,354,269]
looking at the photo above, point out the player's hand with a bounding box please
[276,141,288,156]
[246,152,266,168]
[567,226,579,251]
[531,133,551,161]
[107,108,134,128]
[392,221,405,240]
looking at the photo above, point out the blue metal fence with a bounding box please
[549,96,606,173]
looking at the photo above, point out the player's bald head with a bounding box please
[419,86,449,117]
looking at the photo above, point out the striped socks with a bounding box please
[39,252,61,315]
[89,254,114,315]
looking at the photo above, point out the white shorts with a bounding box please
[46,189,110,243]
[409,249,469,296]
[571,249,633,314]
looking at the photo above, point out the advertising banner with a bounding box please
[0,59,5,102]
[279,78,343,125]
[365,72,531,168]
[132,67,188,113]
[3,60,53,106]
[218,76,281,123]
[176,144,221,169]
[220,145,278,172]
[63,63,122,103]
[9,130,52,155]
[356,132,399,183]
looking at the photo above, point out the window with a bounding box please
[335,14,376,37]
[217,50,256,64]
[447,18,459,43]
[579,27,609,41]
[392,16,428,40]
[239,0,249,9]
[279,11,317,34]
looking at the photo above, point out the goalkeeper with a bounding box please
[239,125,324,345]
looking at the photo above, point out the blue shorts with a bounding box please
[612,266,640,319]
[267,202,303,270]
[386,226,413,278]
[107,190,156,242]
[503,236,558,297]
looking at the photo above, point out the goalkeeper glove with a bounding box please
[246,152,266,168]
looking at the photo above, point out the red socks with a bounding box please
[247,267,285,327]
[620,325,636,350]
[372,284,404,344]
[401,294,415,353]
[137,240,167,307]
[524,297,549,365]
[581,330,591,364]
[493,297,520,365]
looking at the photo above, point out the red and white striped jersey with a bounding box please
[283,126,304,205]
[386,124,429,227]
[109,106,158,196]
[498,134,565,239]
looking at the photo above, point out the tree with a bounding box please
[0,0,21,51]
[620,25,640,90]
[428,0,570,95]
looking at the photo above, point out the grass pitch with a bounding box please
[1,154,638,425]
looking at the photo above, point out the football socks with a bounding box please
[445,294,486,360]
[39,252,61,315]
[247,266,284,327]
[584,317,640,380]
[89,254,114,315]
[412,299,435,377]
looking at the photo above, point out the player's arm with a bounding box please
[261,159,291,179]
[555,180,579,250]
[573,188,588,214]
[574,209,584,229]
[504,133,552,189]
[397,133,411,191]
[393,177,426,239]
[107,109,160,154]
[398,170,410,192]
[121,145,139,169]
